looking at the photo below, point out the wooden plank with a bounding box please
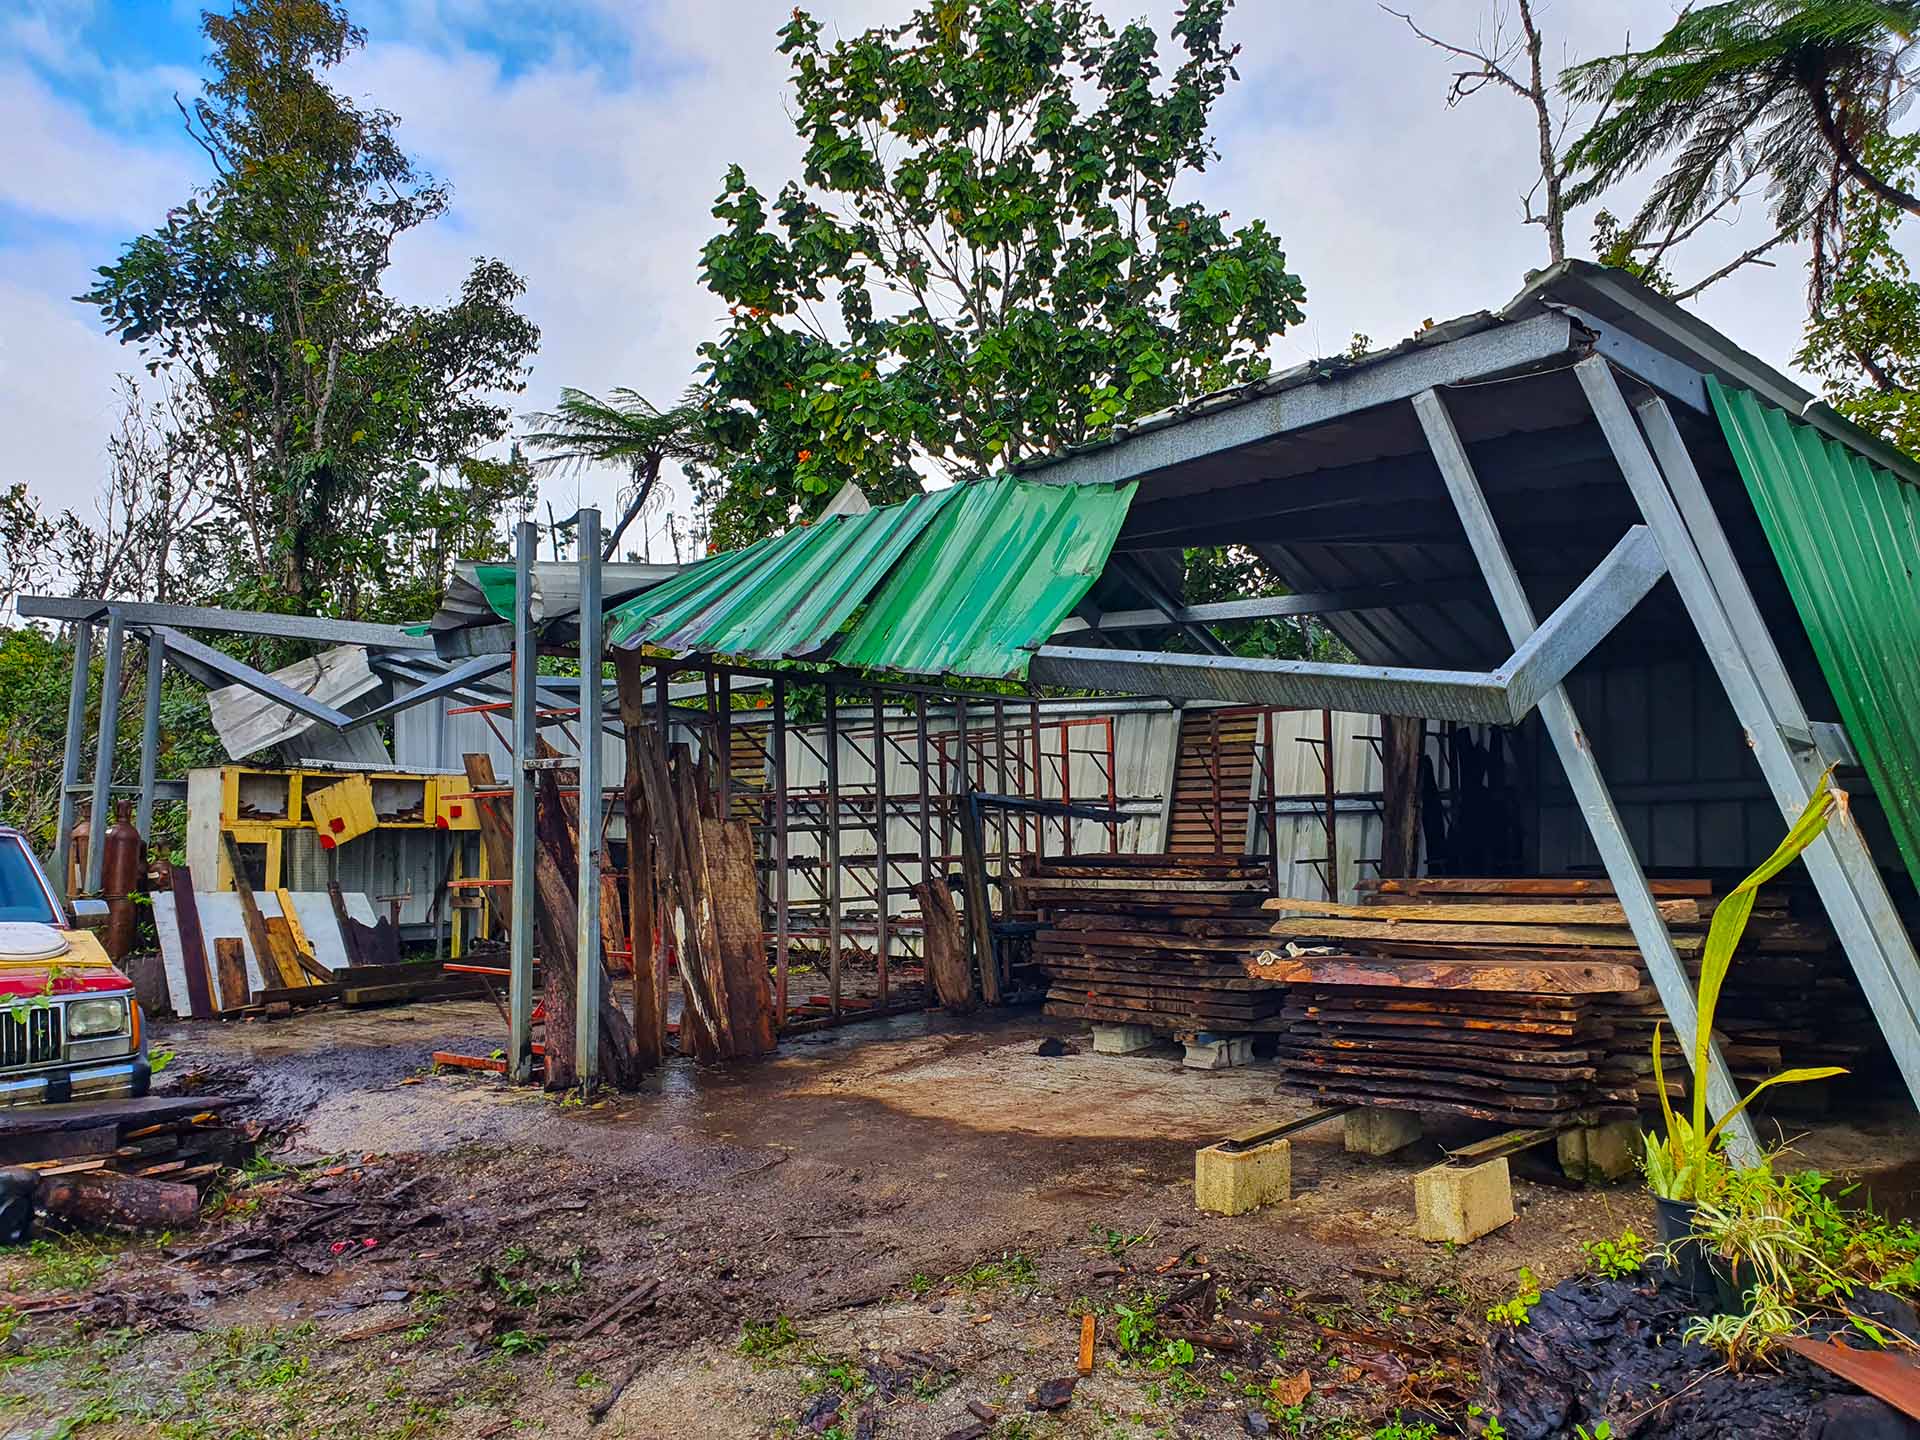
[222,832,299,987]
[919,880,975,1014]
[168,866,217,1019]
[1248,951,1639,993]
[1361,876,1713,898]
[1263,917,1706,953]
[261,917,303,991]
[212,938,250,1012]
[1018,877,1266,894]
[1265,897,1701,925]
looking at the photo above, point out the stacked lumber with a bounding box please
[1021,855,1282,1035]
[1251,875,1873,1123]
[1348,877,1875,1091]
[628,727,777,1065]
[0,1095,257,1229]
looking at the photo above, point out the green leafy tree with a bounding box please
[521,389,716,559]
[1798,134,1920,450]
[76,0,539,621]
[693,0,1307,548]
[1563,2,1920,245]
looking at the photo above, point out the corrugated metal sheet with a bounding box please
[835,476,1135,676]
[1710,377,1920,887]
[605,476,1134,680]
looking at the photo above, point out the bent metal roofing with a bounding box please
[601,474,1137,682]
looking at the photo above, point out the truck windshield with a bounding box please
[0,836,59,925]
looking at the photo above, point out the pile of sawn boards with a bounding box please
[1021,855,1282,1035]
[1250,875,1870,1124]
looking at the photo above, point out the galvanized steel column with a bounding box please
[1610,376,1920,1111]
[51,621,94,902]
[1415,383,1759,1163]
[136,631,166,841]
[574,508,604,1088]
[508,520,538,1084]
[85,608,126,893]
[773,675,790,1027]
[825,681,842,1018]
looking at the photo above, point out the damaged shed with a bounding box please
[431,262,1918,1165]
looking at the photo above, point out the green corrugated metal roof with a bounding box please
[1710,376,1920,888]
[605,475,1135,680]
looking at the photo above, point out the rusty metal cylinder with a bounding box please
[101,799,144,961]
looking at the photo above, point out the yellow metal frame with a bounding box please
[212,765,491,958]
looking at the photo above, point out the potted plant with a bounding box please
[1642,774,1849,1297]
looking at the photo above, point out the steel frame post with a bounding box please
[1596,369,1920,1106]
[873,685,890,1008]
[1414,383,1760,1161]
[136,632,165,841]
[85,609,127,893]
[508,520,538,1084]
[773,676,790,1027]
[52,621,94,901]
[825,681,842,1018]
[573,508,604,1088]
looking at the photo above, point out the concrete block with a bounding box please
[1195,1139,1290,1216]
[1344,1108,1424,1156]
[1182,1036,1254,1070]
[1090,1023,1156,1056]
[1414,1158,1514,1245]
[1556,1121,1640,1184]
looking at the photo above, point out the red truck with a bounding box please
[0,826,150,1105]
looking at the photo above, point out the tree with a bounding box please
[1798,133,1920,449]
[521,389,715,559]
[2,378,220,616]
[76,0,539,621]
[1563,2,1920,254]
[693,0,1307,548]
[1387,2,1797,297]
[1385,1,1573,264]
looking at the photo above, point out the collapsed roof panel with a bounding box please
[603,475,1137,681]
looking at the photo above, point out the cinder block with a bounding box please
[1195,1139,1290,1216]
[1413,1158,1514,1245]
[1344,1108,1424,1156]
[1556,1121,1640,1184]
[1090,1023,1156,1056]
[1182,1036,1254,1070]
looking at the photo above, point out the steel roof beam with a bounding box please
[1416,378,1759,1164]
[17,595,434,650]
[1053,580,1486,637]
[151,626,358,731]
[1032,525,1663,722]
[1025,311,1575,490]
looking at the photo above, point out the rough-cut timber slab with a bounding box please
[1264,918,1707,953]
[0,1096,240,1139]
[1361,876,1713,898]
[1247,952,1639,994]
[1262,897,1701,925]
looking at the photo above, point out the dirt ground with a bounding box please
[1,1000,1915,1440]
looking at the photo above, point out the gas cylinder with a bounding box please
[101,800,143,961]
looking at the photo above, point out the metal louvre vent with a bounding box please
[0,1005,62,1069]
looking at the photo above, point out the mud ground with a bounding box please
[0,1000,1914,1440]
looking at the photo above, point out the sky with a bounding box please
[2,0,1823,568]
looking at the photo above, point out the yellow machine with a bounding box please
[198,766,491,958]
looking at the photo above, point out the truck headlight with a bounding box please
[65,998,129,1038]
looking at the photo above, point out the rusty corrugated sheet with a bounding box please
[1711,377,1920,889]
[605,476,1135,680]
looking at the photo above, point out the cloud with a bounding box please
[0,0,1839,570]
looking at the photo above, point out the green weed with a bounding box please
[736,1315,800,1360]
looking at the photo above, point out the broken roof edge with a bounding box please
[1515,259,1920,493]
[1010,259,1920,497]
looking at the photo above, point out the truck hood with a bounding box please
[0,923,133,999]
